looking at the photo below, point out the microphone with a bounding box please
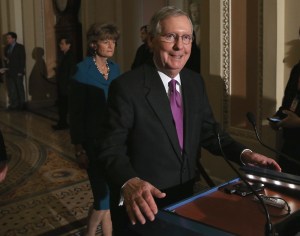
[214,123,273,236]
[246,112,296,163]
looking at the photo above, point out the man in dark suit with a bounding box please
[4,32,26,110]
[52,36,76,130]
[131,25,153,70]
[100,6,281,235]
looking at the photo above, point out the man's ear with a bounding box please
[147,37,154,49]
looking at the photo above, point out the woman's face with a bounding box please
[94,39,116,58]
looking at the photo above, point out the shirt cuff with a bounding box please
[118,177,140,206]
[240,149,253,166]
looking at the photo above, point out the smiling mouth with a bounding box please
[171,55,183,59]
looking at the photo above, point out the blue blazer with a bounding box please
[73,57,120,99]
[69,57,120,145]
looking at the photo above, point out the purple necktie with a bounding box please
[168,79,183,150]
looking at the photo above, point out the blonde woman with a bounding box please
[69,23,120,236]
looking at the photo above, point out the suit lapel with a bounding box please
[143,65,183,160]
[180,69,194,157]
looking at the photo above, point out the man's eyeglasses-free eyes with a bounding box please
[159,33,193,45]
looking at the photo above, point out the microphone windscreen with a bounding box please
[246,112,256,126]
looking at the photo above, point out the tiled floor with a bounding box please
[0,106,211,236]
[0,107,98,236]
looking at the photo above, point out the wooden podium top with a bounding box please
[164,179,300,236]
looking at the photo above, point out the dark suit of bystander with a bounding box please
[4,32,26,110]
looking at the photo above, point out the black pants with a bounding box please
[110,179,195,236]
[6,74,25,109]
[57,92,68,126]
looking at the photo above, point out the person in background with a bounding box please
[3,32,26,111]
[69,23,121,236]
[99,6,281,235]
[189,1,201,47]
[131,25,153,69]
[0,130,8,183]
[184,30,201,73]
[269,28,300,175]
[52,36,76,130]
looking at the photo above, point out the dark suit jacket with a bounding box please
[131,43,153,70]
[69,79,107,146]
[276,62,300,140]
[4,43,26,77]
[102,63,246,192]
[56,50,76,96]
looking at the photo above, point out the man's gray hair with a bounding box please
[148,6,193,37]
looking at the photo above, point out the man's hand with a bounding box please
[241,150,281,171]
[122,177,166,225]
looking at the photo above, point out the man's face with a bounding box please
[59,39,71,53]
[151,15,192,78]
[140,29,148,43]
[6,35,15,45]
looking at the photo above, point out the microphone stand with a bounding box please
[246,112,298,165]
[214,124,274,236]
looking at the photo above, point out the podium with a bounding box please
[132,178,300,236]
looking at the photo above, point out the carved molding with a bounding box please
[221,0,230,129]
[222,0,263,139]
[257,0,263,134]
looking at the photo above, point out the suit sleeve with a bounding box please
[21,45,26,73]
[100,79,138,188]
[18,45,26,74]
